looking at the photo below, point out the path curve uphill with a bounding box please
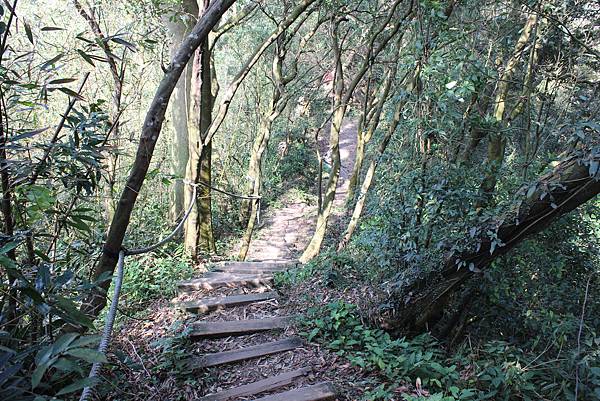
[242,118,357,261]
[173,120,358,400]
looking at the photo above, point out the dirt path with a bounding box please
[243,118,357,260]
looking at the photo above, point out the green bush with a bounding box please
[121,245,194,307]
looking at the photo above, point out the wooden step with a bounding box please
[189,317,291,338]
[218,260,298,267]
[179,292,279,314]
[212,265,290,275]
[212,261,298,274]
[177,273,273,292]
[202,271,274,279]
[253,382,336,401]
[198,367,311,401]
[191,337,302,368]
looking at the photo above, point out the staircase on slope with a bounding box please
[175,260,337,401]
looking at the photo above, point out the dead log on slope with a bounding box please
[386,147,600,334]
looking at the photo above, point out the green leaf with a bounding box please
[110,37,137,52]
[54,296,95,329]
[53,357,84,375]
[57,87,85,101]
[41,53,64,70]
[48,78,77,85]
[69,335,100,349]
[56,377,99,395]
[32,357,57,388]
[65,348,107,364]
[24,22,34,44]
[51,333,79,355]
[41,26,64,31]
[76,49,96,66]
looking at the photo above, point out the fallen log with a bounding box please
[387,146,600,334]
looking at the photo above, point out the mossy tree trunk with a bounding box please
[165,0,197,222]
[478,13,538,207]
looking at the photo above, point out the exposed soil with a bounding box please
[243,117,358,261]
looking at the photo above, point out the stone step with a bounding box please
[178,292,279,314]
[198,367,311,401]
[189,317,292,339]
[190,337,302,368]
[177,273,273,292]
[253,382,337,401]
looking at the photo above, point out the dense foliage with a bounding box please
[0,0,598,399]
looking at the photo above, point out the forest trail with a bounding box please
[172,120,358,400]
[242,118,357,260]
[176,261,338,400]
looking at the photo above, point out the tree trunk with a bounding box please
[387,149,600,334]
[301,19,344,263]
[184,0,217,257]
[478,13,538,206]
[165,1,197,222]
[301,0,414,262]
[82,0,236,321]
[338,66,420,250]
[346,66,395,202]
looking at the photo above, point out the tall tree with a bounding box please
[165,0,198,222]
[83,0,236,320]
[301,0,414,262]
[183,0,318,256]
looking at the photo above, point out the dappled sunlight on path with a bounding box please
[241,119,357,260]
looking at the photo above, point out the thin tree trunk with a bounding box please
[346,66,395,202]
[82,0,236,321]
[165,1,197,222]
[478,13,538,206]
[73,0,124,221]
[338,67,420,250]
[301,0,414,262]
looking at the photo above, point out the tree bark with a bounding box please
[478,13,538,206]
[184,0,217,256]
[165,0,198,222]
[387,148,600,334]
[82,0,236,321]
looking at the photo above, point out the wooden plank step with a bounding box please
[253,382,336,401]
[189,317,291,338]
[191,337,302,368]
[198,367,311,401]
[218,260,298,267]
[179,292,279,314]
[202,271,274,279]
[177,273,273,292]
[211,261,296,274]
[212,265,290,274]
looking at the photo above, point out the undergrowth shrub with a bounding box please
[121,245,193,307]
[299,299,600,401]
